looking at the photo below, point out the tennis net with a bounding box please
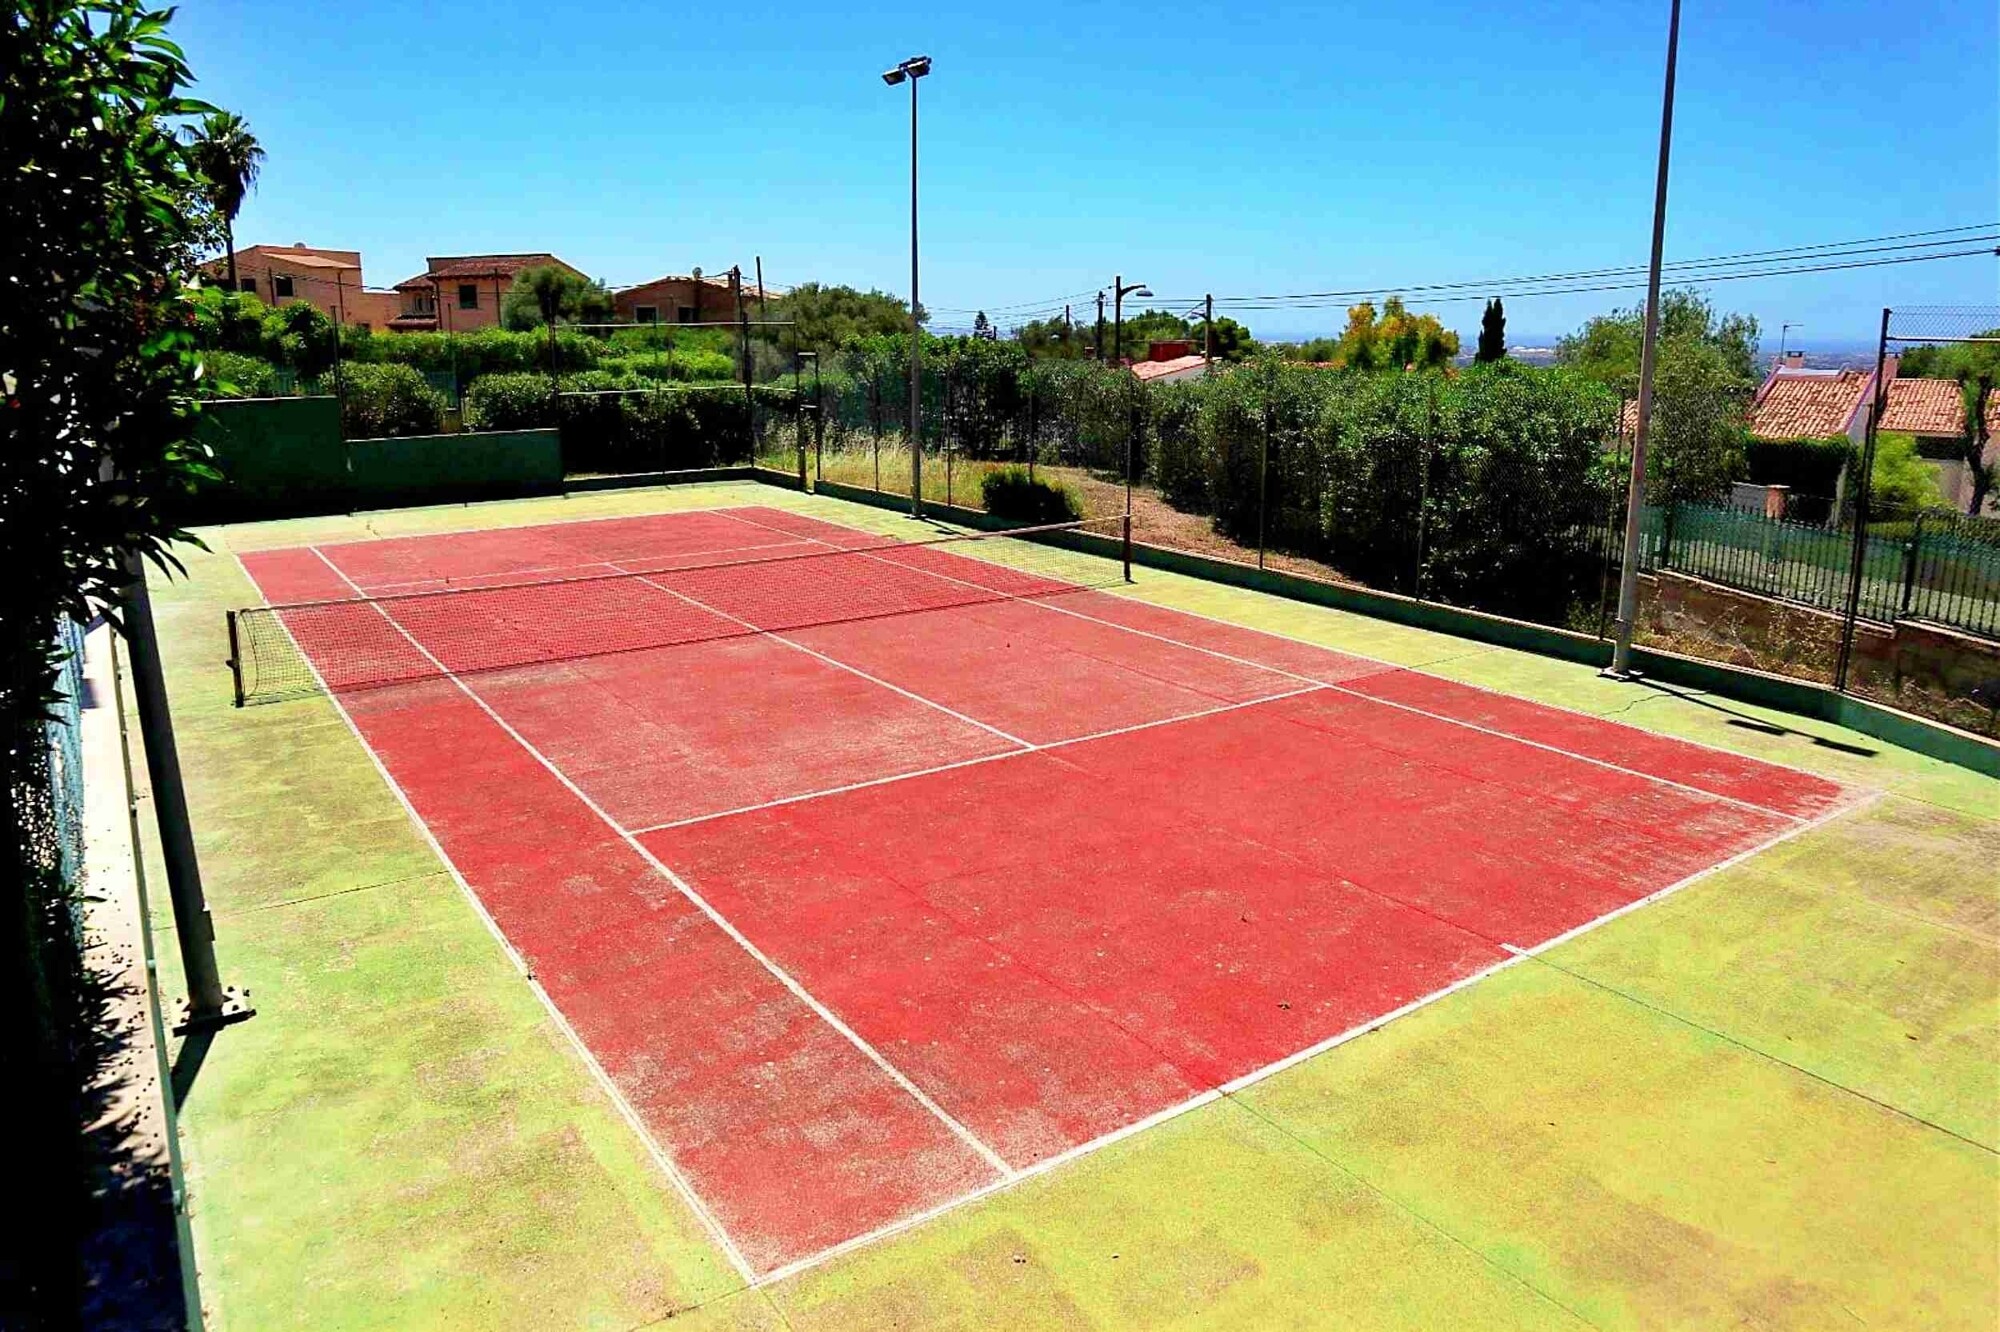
[229,515,1131,705]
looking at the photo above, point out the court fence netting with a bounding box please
[229,515,1132,706]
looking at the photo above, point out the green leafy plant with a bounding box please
[339,363,446,438]
[3,2,221,1317]
[981,466,1083,523]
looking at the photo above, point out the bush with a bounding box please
[981,465,1083,523]
[462,372,556,430]
[341,362,446,438]
[198,350,282,398]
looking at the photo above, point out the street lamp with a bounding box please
[882,54,932,517]
[1112,274,1152,365]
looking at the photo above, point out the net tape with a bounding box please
[231,516,1129,704]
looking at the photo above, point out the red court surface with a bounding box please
[236,503,1854,1280]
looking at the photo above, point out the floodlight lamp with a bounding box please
[882,67,906,85]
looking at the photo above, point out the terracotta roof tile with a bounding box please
[1880,376,1968,436]
[421,253,576,281]
[1748,370,1870,441]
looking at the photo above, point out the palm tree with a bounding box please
[184,112,265,292]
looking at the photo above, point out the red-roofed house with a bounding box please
[611,271,764,326]
[1747,359,1877,446]
[389,253,586,333]
[198,243,401,330]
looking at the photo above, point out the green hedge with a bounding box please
[464,373,791,473]
[339,362,447,438]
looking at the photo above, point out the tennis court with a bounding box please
[232,502,1855,1282]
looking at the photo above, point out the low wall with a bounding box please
[1642,570,2000,733]
[192,398,560,517]
[347,430,560,503]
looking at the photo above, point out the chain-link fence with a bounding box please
[791,327,1998,734]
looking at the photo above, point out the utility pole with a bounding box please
[1063,303,1073,351]
[1095,291,1106,363]
[755,255,768,321]
[1607,0,1683,679]
[1203,293,1214,364]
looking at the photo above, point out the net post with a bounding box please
[226,609,244,708]
[1122,513,1133,582]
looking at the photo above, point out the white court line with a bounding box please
[284,504,1873,1283]
[630,683,1328,835]
[719,506,1830,824]
[240,551,757,1283]
[356,538,816,594]
[749,786,1871,1288]
[305,544,1018,1186]
[601,560,1034,751]
[300,494,785,554]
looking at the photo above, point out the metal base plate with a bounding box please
[172,987,256,1037]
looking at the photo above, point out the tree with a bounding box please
[1204,316,1256,362]
[758,283,921,355]
[1647,339,1750,503]
[501,265,614,330]
[1327,298,1459,371]
[1957,372,1995,516]
[1556,288,1760,387]
[4,2,219,1318]
[183,110,264,292]
[1476,298,1507,363]
[971,310,994,340]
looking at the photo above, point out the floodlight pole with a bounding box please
[1607,0,1682,679]
[120,549,252,1035]
[883,56,932,517]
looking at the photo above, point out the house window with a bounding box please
[676,306,697,324]
[273,274,295,298]
[238,278,257,293]
[458,284,479,310]
[634,306,659,324]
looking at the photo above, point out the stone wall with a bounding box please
[1639,570,2000,732]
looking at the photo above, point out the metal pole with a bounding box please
[755,255,768,322]
[1834,307,1892,691]
[1606,0,1682,678]
[1113,274,1123,365]
[907,72,924,517]
[120,549,250,1034]
[1257,405,1272,569]
[811,353,824,485]
[331,270,346,405]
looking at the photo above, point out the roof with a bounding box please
[1747,369,1871,441]
[1880,377,1967,436]
[203,244,362,273]
[618,272,768,300]
[403,253,581,285]
[1130,355,1209,383]
[386,312,439,330]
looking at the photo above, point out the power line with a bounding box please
[1203,226,1999,306]
[1201,245,1998,311]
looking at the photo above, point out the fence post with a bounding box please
[1660,499,1678,571]
[1257,404,1272,570]
[1898,511,1924,620]
[1835,307,1892,692]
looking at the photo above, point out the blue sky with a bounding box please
[177,0,1997,347]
